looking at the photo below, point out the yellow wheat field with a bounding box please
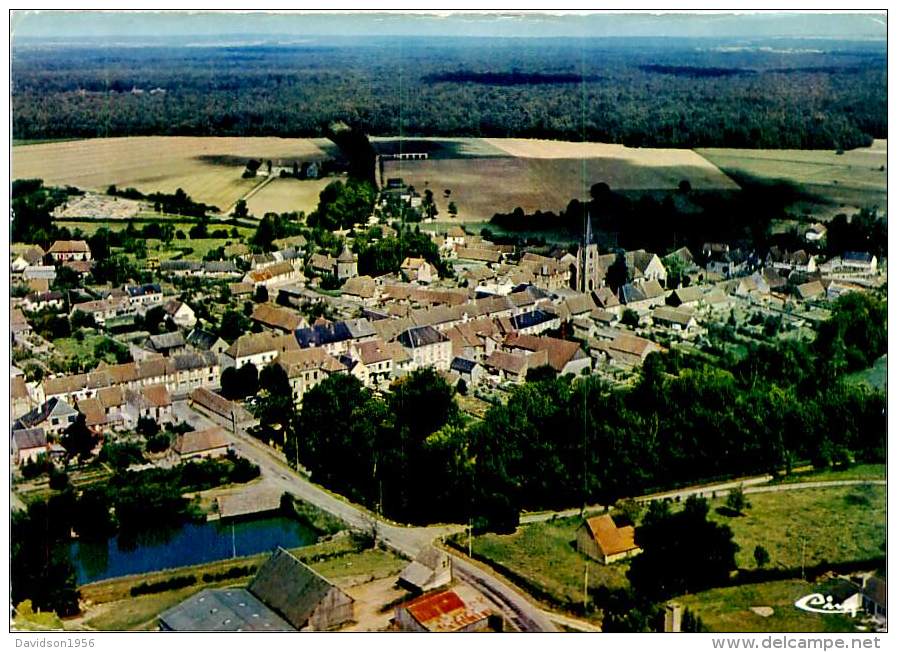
[13,136,335,212]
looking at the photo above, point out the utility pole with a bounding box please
[468,519,473,558]
[801,537,807,581]
[583,561,590,611]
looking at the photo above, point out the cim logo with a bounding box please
[794,593,859,616]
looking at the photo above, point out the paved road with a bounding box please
[203,408,559,631]
[744,479,885,494]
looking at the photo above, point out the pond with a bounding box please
[70,515,318,585]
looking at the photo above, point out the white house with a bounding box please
[163,299,197,329]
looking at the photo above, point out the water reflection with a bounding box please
[71,516,318,584]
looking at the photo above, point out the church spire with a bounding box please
[584,208,593,246]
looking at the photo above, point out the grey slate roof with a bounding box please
[159,588,294,632]
[397,325,449,348]
[248,547,346,630]
[12,427,47,451]
[125,283,162,297]
[148,331,186,351]
[186,328,222,351]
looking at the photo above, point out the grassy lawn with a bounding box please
[309,548,405,581]
[676,579,858,633]
[470,515,629,610]
[846,355,887,391]
[82,584,222,631]
[705,485,885,571]
[144,237,250,262]
[772,464,885,485]
[51,334,123,368]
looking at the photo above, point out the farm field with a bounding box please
[676,579,858,633]
[698,139,887,215]
[383,137,737,221]
[704,484,885,571]
[244,177,333,216]
[12,136,336,213]
[467,514,629,614]
[466,484,883,623]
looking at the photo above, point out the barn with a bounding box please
[248,547,355,631]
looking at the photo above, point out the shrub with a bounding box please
[130,575,196,597]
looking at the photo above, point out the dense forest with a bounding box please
[12,37,885,148]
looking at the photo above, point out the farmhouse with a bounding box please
[841,251,878,273]
[349,339,395,388]
[805,222,828,242]
[10,245,45,272]
[395,584,495,633]
[483,349,548,383]
[47,240,91,262]
[576,514,642,565]
[455,247,502,265]
[308,253,337,277]
[22,265,56,283]
[11,376,36,420]
[666,286,704,308]
[162,299,197,328]
[341,275,377,302]
[172,427,231,461]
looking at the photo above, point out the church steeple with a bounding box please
[584,209,593,246]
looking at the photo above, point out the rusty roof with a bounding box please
[401,585,492,632]
[174,427,230,456]
[585,515,640,558]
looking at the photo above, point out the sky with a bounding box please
[11,11,888,42]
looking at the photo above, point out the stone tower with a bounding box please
[574,211,600,293]
[336,245,358,281]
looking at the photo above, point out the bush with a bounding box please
[48,467,69,491]
[21,454,49,480]
[201,565,256,583]
[145,432,172,454]
[130,574,196,597]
